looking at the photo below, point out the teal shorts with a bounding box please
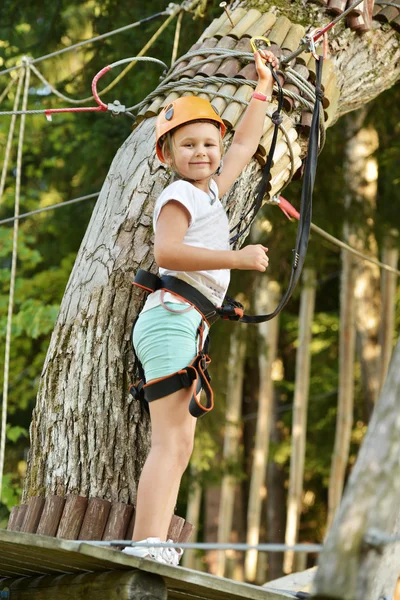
[132,303,202,382]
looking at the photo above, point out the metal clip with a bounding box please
[305,32,320,61]
[107,100,126,116]
[250,36,271,54]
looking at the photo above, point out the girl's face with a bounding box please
[166,122,222,191]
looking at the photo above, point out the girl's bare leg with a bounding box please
[132,385,196,541]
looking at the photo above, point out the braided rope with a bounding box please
[0,64,30,502]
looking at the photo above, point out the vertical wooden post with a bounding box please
[283,268,316,574]
[182,467,202,570]
[313,340,400,600]
[245,279,280,582]
[379,229,399,391]
[327,230,357,529]
[216,326,247,577]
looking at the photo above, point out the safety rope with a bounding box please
[0,63,30,502]
[75,540,324,553]
[0,77,17,106]
[0,70,25,205]
[2,191,397,276]
[0,193,99,226]
[273,196,400,276]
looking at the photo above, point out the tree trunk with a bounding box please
[313,339,400,600]
[23,1,400,500]
[216,326,247,578]
[283,268,316,574]
[245,279,280,582]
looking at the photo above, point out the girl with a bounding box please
[123,49,278,565]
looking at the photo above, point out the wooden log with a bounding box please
[197,83,219,101]
[21,497,45,534]
[5,570,167,600]
[258,112,292,157]
[211,83,238,116]
[328,0,348,14]
[282,24,306,53]
[102,502,134,541]
[125,506,136,540]
[215,8,247,39]
[244,280,281,582]
[170,42,202,78]
[199,13,228,42]
[143,95,165,119]
[283,268,316,575]
[184,37,218,78]
[13,503,28,532]
[244,12,277,38]
[268,154,302,196]
[392,13,400,32]
[161,91,180,108]
[313,341,400,600]
[221,84,253,129]
[374,0,399,22]
[36,496,66,537]
[229,9,262,39]
[78,498,111,541]
[56,495,88,540]
[7,506,19,531]
[268,16,292,46]
[179,520,195,543]
[236,62,258,82]
[197,36,236,77]
[167,514,185,542]
[347,13,367,31]
[347,0,365,16]
[215,37,251,78]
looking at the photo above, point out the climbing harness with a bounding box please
[129,269,244,418]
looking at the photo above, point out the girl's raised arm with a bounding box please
[214,50,278,197]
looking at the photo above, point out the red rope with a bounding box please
[45,65,111,118]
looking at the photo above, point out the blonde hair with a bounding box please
[160,119,224,175]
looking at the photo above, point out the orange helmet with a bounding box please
[155,96,226,163]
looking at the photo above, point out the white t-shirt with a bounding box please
[142,179,231,313]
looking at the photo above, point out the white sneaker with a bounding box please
[162,538,184,566]
[122,537,168,564]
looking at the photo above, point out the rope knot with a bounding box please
[271,110,283,126]
[315,86,324,102]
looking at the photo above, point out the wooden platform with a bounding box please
[0,529,295,600]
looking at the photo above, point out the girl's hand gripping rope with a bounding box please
[254,50,279,88]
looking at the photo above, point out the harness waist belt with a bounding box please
[134,269,221,325]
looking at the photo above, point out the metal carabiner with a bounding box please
[250,36,271,54]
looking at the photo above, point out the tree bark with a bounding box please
[23,2,400,501]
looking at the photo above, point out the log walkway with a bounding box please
[0,530,295,600]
